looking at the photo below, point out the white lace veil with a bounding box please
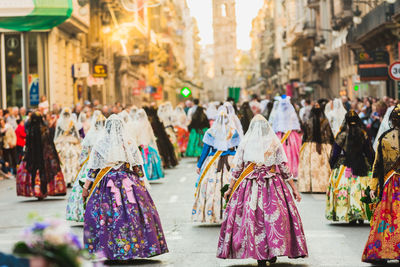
[233,114,287,167]
[174,106,188,129]
[325,98,347,136]
[206,102,219,120]
[54,107,80,141]
[203,111,239,151]
[87,114,143,169]
[260,99,270,114]
[374,106,395,150]
[133,109,158,148]
[268,99,280,125]
[129,106,138,120]
[158,102,175,126]
[222,102,244,137]
[271,97,301,133]
[81,110,105,149]
[119,110,136,137]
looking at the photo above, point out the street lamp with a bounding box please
[386,0,396,4]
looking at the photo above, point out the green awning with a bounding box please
[0,0,73,31]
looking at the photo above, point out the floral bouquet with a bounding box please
[13,219,85,267]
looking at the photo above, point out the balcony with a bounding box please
[347,2,396,50]
[303,21,317,38]
[307,0,320,10]
[332,0,353,28]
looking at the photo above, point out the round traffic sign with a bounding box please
[389,61,400,80]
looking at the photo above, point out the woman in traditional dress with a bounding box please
[186,106,210,157]
[325,110,374,223]
[82,114,168,260]
[118,110,136,140]
[271,97,302,179]
[325,98,347,137]
[77,109,91,139]
[238,102,254,134]
[129,106,138,121]
[217,115,308,267]
[144,106,178,168]
[298,102,334,192]
[373,105,394,150]
[192,111,240,223]
[206,101,219,126]
[54,108,82,186]
[362,104,400,263]
[66,110,105,222]
[133,109,164,181]
[173,106,189,156]
[222,102,244,138]
[158,103,181,161]
[16,112,66,199]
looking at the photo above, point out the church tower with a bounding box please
[212,0,237,100]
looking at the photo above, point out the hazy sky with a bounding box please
[187,0,264,51]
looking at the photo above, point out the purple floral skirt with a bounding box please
[217,170,308,260]
[84,165,168,260]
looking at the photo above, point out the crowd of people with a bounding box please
[2,93,400,266]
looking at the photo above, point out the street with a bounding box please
[0,158,372,267]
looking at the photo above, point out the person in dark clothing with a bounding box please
[186,106,210,157]
[144,106,178,168]
[238,102,254,134]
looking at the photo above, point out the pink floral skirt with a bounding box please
[277,131,302,178]
[217,170,308,260]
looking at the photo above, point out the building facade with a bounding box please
[250,0,400,100]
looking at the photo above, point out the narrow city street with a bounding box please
[0,158,372,267]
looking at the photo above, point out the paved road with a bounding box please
[0,158,376,266]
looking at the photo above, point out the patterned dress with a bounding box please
[362,128,400,262]
[326,129,374,223]
[54,126,81,185]
[277,131,302,178]
[175,126,189,154]
[141,145,164,181]
[217,163,308,260]
[16,121,66,199]
[192,131,239,223]
[298,118,333,192]
[84,164,168,260]
[186,128,208,157]
[66,147,90,222]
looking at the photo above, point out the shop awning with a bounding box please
[0,0,73,31]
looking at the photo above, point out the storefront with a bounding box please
[0,32,49,108]
[0,1,72,108]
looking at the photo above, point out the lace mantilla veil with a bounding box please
[271,97,301,133]
[233,114,288,168]
[374,105,395,150]
[132,108,158,148]
[81,110,105,149]
[221,102,244,138]
[203,111,239,151]
[174,106,189,129]
[54,107,80,141]
[87,114,143,170]
[325,98,347,137]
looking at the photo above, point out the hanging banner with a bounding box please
[28,74,39,106]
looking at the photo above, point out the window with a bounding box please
[221,3,227,17]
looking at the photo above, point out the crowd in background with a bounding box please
[0,93,397,181]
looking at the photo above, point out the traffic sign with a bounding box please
[389,61,400,80]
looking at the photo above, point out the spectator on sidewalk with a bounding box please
[15,119,26,163]
[1,118,17,174]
